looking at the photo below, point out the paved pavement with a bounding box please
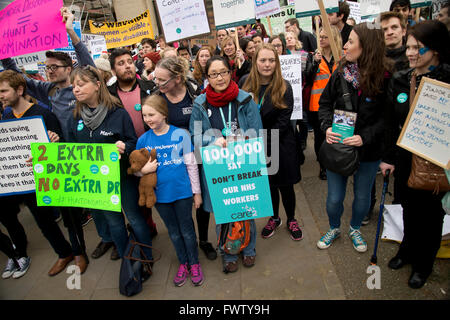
[0,135,448,300]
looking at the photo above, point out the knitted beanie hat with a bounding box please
[94,54,111,72]
[143,51,161,65]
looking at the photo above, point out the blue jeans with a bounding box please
[326,160,380,230]
[91,175,153,259]
[216,219,256,263]
[155,197,199,266]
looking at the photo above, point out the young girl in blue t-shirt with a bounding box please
[136,95,203,287]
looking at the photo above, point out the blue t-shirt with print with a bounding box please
[136,125,194,203]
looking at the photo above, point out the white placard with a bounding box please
[348,1,362,24]
[0,117,50,196]
[397,77,450,169]
[82,34,107,60]
[295,0,339,18]
[279,55,303,120]
[156,0,210,42]
[212,0,256,29]
[255,0,281,19]
[359,0,391,20]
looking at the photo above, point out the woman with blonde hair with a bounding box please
[242,44,302,240]
[67,65,154,267]
[306,25,343,180]
[220,35,241,83]
[192,46,214,90]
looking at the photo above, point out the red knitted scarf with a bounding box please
[205,80,239,107]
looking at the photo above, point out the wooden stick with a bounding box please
[415,8,421,22]
[317,0,340,61]
[235,29,242,69]
[315,16,321,52]
[267,17,274,37]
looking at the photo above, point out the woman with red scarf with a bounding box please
[189,56,262,273]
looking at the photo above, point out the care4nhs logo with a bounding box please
[201,138,273,224]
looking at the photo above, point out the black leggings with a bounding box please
[196,205,210,243]
[0,200,27,258]
[60,207,87,257]
[270,185,296,221]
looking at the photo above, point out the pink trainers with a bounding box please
[174,263,189,287]
[190,263,204,286]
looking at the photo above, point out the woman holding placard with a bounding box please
[189,56,262,273]
[67,66,154,267]
[381,20,450,289]
[317,23,390,254]
[241,44,302,241]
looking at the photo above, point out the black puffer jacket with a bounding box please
[318,69,390,162]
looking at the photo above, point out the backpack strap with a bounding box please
[339,73,354,112]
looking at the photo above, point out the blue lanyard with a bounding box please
[219,102,232,136]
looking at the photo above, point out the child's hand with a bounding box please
[141,159,158,175]
[193,193,202,209]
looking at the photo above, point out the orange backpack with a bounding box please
[219,221,251,255]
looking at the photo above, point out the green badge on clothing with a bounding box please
[397,93,408,103]
[31,143,122,212]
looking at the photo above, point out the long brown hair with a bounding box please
[339,23,390,97]
[192,46,214,85]
[70,65,122,117]
[242,43,287,109]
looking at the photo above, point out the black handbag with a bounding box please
[318,74,360,177]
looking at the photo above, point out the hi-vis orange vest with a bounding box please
[309,58,337,112]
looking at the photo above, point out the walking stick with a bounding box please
[370,169,390,265]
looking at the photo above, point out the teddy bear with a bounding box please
[127,148,157,208]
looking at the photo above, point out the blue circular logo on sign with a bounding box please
[110,152,119,162]
[176,28,182,34]
[90,164,99,174]
[134,103,141,111]
[397,93,408,103]
[42,196,52,204]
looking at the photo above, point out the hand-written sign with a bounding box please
[89,10,154,49]
[156,0,210,43]
[0,117,49,197]
[397,77,450,169]
[212,0,256,30]
[201,138,273,224]
[359,0,391,20]
[0,0,68,59]
[31,143,122,211]
[279,55,303,120]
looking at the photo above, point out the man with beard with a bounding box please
[104,48,158,245]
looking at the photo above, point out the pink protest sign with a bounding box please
[0,0,68,59]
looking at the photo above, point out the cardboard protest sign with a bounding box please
[201,138,273,224]
[89,10,154,49]
[0,0,69,59]
[156,0,210,43]
[82,34,107,60]
[295,0,338,18]
[279,55,303,120]
[212,0,256,30]
[0,117,49,197]
[254,0,281,19]
[31,143,122,211]
[348,1,361,24]
[397,77,450,169]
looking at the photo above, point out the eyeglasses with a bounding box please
[154,77,174,87]
[207,70,230,79]
[272,44,283,48]
[45,65,68,72]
